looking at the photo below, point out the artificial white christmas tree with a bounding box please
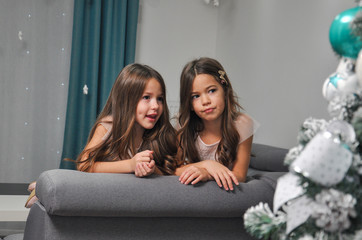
[244,3,362,240]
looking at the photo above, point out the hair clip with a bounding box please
[218,70,228,85]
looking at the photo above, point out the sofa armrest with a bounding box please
[36,169,283,218]
[250,143,289,172]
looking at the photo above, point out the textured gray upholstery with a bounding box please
[36,170,281,218]
[3,234,23,240]
[25,202,255,240]
[250,143,289,172]
[23,143,288,240]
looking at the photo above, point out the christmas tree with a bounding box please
[244,3,362,240]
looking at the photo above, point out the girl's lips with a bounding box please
[204,108,214,113]
[146,114,158,121]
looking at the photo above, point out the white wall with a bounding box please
[216,0,357,148]
[136,0,358,149]
[135,0,218,115]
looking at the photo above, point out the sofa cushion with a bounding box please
[250,143,289,172]
[24,202,256,240]
[36,169,283,218]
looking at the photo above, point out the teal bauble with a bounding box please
[329,6,362,59]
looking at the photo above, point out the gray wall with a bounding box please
[0,0,73,183]
[136,0,219,117]
[136,0,357,149]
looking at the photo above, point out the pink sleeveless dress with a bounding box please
[195,113,259,165]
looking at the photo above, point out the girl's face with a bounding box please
[135,78,164,130]
[190,74,225,123]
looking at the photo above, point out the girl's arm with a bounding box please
[201,136,253,188]
[231,135,253,183]
[176,136,253,190]
[78,124,153,174]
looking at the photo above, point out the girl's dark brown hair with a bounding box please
[178,57,242,166]
[77,63,177,175]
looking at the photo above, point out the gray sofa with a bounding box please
[21,143,288,240]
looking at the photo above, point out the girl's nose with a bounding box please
[201,94,211,105]
[150,99,159,109]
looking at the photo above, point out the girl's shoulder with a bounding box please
[98,116,113,140]
[234,112,260,144]
[99,116,113,130]
[100,115,113,122]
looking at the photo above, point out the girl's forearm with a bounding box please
[231,171,247,183]
[89,159,134,173]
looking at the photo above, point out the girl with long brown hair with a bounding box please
[76,63,177,175]
[25,63,178,208]
[176,57,259,191]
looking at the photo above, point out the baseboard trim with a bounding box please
[0,184,29,195]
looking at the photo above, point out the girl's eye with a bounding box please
[157,97,164,102]
[142,96,150,100]
[208,89,216,94]
[191,95,199,99]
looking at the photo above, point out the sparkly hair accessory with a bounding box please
[218,70,228,85]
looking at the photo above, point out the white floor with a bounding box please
[0,195,29,221]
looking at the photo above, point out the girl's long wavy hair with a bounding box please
[178,57,242,166]
[77,63,177,175]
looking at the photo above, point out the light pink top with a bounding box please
[195,113,259,162]
[99,116,113,141]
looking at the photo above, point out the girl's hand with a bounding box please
[201,160,239,191]
[135,160,156,177]
[131,150,153,171]
[179,166,210,185]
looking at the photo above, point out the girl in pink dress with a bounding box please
[176,57,258,191]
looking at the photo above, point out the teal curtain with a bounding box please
[60,0,139,169]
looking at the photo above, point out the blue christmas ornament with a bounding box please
[328,73,343,87]
[329,6,362,59]
[322,57,359,101]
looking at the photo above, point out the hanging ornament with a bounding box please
[273,173,304,213]
[83,84,88,95]
[284,196,316,234]
[18,31,23,41]
[322,57,359,101]
[329,6,362,59]
[325,119,356,145]
[291,130,353,187]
